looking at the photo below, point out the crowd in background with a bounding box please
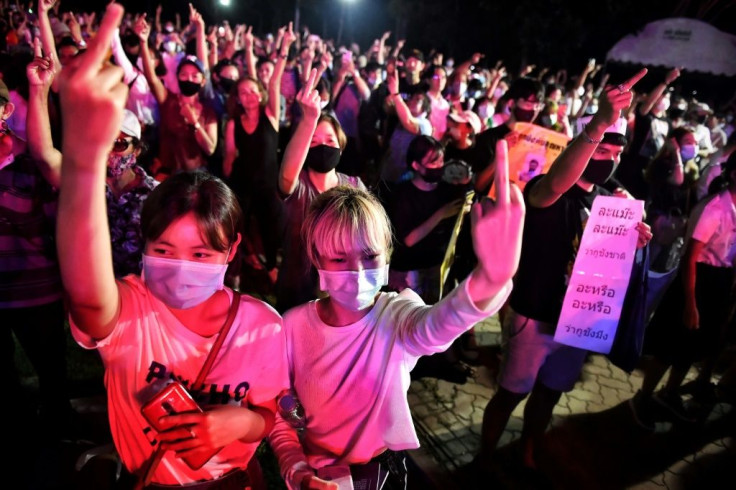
[1,1,735,489]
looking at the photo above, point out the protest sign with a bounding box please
[554,195,644,353]
[508,122,571,189]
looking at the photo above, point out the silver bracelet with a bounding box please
[580,128,602,144]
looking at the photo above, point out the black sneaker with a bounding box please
[628,390,656,431]
[652,390,696,423]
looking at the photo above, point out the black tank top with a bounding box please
[231,109,279,195]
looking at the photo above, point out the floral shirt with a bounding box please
[105,166,158,277]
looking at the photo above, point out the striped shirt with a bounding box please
[0,153,63,308]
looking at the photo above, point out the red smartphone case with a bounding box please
[141,382,221,470]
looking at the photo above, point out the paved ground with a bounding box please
[404,315,736,489]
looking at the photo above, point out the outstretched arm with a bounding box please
[56,3,127,340]
[26,39,62,187]
[527,69,647,209]
[279,69,320,196]
[267,22,296,128]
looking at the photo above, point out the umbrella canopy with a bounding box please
[607,18,736,77]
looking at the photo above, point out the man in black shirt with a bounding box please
[476,69,653,471]
[444,77,545,196]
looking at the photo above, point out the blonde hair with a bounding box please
[302,186,393,268]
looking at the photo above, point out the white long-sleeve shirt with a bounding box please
[269,277,512,488]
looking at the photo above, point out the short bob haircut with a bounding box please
[141,171,243,253]
[302,186,393,268]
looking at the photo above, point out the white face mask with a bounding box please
[142,255,228,309]
[478,104,494,120]
[318,265,389,311]
[163,41,177,54]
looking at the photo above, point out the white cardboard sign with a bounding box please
[554,195,644,353]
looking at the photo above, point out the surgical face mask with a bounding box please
[585,103,599,115]
[547,114,558,126]
[478,104,494,121]
[680,144,698,161]
[654,97,670,114]
[320,98,330,110]
[581,158,617,185]
[318,265,389,311]
[163,41,177,54]
[493,87,506,100]
[305,145,341,173]
[178,80,201,96]
[107,153,136,179]
[420,166,444,183]
[142,255,228,309]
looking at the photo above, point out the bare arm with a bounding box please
[404,199,464,247]
[682,239,705,330]
[189,3,208,73]
[267,22,296,128]
[639,68,680,116]
[135,16,167,105]
[223,119,237,178]
[26,40,62,187]
[385,72,425,134]
[242,25,257,79]
[56,3,127,339]
[528,69,647,209]
[279,69,320,196]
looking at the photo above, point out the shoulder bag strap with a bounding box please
[137,291,242,489]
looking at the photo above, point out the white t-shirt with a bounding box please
[428,92,450,140]
[71,276,289,485]
[269,277,512,488]
[688,190,736,267]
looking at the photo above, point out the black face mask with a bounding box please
[218,78,236,94]
[581,159,616,185]
[305,145,341,173]
[178,80,201,97]
[122,34,140,48]
[513,107,537,123]
[420,166,445,183]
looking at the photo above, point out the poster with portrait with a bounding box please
[507,122,571,190]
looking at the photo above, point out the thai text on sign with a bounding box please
[554,195,644,353]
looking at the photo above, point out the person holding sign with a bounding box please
[476,69,652,472]
[269,131,525,489]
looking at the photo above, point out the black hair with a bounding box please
[406,135,444,166]
[141,171,243,252]
[506,77,545,102]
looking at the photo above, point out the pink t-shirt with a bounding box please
[72,276,289,485]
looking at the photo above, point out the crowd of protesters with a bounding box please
[2,1,735,489]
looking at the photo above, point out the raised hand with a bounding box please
[38,0,56,13]
[282,21,297,47]
[665,67,681,85]
[471,139,525,286]
[27,37,59,87]
[188,2,204,30]
[296,68,321,120]
[133,13,150,43]
[594,68,647,128]
[57,2,127,165]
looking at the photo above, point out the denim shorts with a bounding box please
[498,308,588,394]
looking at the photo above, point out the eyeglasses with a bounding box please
[112,137,135,153]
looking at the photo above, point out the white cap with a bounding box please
[120,110,142,140]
